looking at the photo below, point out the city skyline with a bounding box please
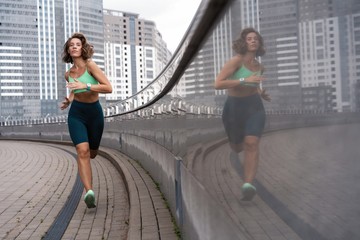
[182,0,360,113]
[1,0,360,122]
[0,0,174,120]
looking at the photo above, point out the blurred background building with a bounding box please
[103,9,171,102]
[183,0,360,113]
[0,0,104,119]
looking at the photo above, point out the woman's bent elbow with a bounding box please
[214,82,222,90]
[104,86,112,93]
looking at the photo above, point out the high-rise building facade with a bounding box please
[297,0,360,112]
[0,0,104,120]
[352,11,360,111]
[238,0,260,30]
[258,0,302,111]
[183,0,259,107]
[334,0,360,111]
[183,0,359,113]
[183,2,238,107]
[103,9,171,101]
[0,0,39,119]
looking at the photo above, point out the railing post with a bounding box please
[175,156,183,227]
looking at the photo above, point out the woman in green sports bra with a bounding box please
[214,27,270,201]
[60,32,112,208]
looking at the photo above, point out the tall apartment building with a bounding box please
[0,0,104,119]
[185,0,299,110]
[258,0,302,111]
[103,9,171,102]
[0,0,39,120]
[298,0,360,112]
[238,0,260,30]
[336,0,360,111]
[183,0,359,113]
[352,12,360,111]
[183,0,259,107]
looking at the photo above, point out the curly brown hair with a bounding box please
[62,32,94,63]
[232,28,265,57]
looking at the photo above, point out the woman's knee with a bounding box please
[76,143,90,159]
[243,136,260,152]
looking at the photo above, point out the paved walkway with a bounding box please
[2,123,359,240]
[0,141,178,240]
[190,123,360,240]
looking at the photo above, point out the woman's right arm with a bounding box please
[214,56,243,90]
[60,72,74,110]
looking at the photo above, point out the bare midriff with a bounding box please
[228,86,258,97]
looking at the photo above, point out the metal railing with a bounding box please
[102,0,234,118]
[1,0,234,127]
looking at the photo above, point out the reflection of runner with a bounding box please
[214,28,270,201]
[60,33,112,208]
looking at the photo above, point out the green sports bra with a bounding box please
[68,68,98,93]
[230,65,260,87]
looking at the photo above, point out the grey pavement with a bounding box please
[0,141,178,240]
[2,123,359,240]
[191,123,360,240]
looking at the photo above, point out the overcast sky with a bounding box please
[103,0,201,53]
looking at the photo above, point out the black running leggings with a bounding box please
[68,100,104,150]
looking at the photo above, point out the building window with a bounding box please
[146,70,153,79]
[146,60,153,68]
[145,49,153,57]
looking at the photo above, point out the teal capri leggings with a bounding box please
[222,94,265,144]
[68,100,104,150]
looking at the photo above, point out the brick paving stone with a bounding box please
[190,123,360,240]
[1,139,178,240]
[99,147,179,240]
[0,141,128,240]
[0,141,77,239]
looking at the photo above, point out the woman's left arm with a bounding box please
[258,88,271,102]
[258,65,271,102]
[87,60,113,93]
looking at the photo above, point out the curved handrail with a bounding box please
[103,0,234,118]
[0,0,233,127]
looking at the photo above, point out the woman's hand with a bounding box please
[245,74,265,84]
[66,78,86,91]
[60,97,71,110]
[258,88,271,102]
